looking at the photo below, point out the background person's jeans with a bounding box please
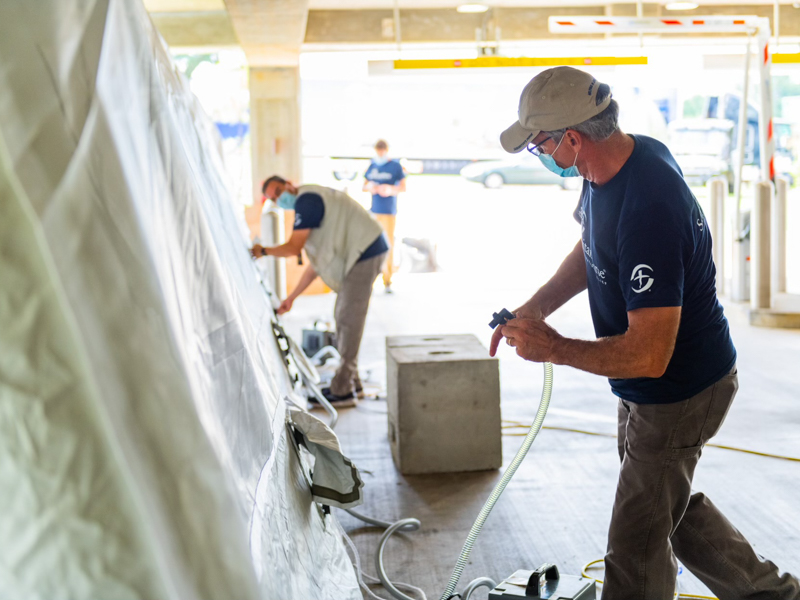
[329,252,386,396]
[602,367,800,600]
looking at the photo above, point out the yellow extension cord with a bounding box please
[501,421,800,463]
[581,558,716,600]
[502,419,800,600]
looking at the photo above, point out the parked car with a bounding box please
[667,118,736,192]
[459,156,581,190]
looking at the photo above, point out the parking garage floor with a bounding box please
[278,177,800,599]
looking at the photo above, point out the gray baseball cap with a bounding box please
[500,66,611,154]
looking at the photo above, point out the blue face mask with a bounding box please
[373,156,388,166]
[538,135,581,178]
[276,191,297,210]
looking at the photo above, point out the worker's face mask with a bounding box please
[373,156,388,166]
[276,190,297,210]
[538,135,581,178]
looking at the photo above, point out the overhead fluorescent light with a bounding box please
[665,2,699,9]
[457,4,489,13]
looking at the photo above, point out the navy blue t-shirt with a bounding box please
[574,135,736,404]
[364,160,405,215]
[293,192,388,261]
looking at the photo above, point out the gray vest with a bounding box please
[299,185,383,292]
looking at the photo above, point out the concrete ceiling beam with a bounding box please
[145,2,800,50]
[224,0,309,66]
[149,11,239,46]
[305,3,800,44]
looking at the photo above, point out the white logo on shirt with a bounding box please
[367,168,394,181]
[578,206,606,284]
[631,264,654,293]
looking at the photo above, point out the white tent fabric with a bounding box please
[0,1,360,598]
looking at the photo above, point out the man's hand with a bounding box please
[250,244,265,259]
[501,318,562,363]
[378,183,396,198]
[514,303,545,321]
[489,302,546,357]
[277,298,294,315]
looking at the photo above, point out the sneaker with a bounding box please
[384,284,393,294]
[309,387,356,409]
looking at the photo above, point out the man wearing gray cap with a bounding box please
[491,66,799,600]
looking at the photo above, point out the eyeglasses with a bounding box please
[526,136,552,157]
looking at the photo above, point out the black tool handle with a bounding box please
[525,563,560,598]
[489,308,515,329]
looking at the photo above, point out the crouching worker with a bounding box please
[252,176,388,407]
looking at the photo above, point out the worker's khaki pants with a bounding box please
[373,213,396,288]
[602,366,800,600]
[329,252,386,397]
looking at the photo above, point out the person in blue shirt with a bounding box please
[363,139,406,293]
[493,67,799,600]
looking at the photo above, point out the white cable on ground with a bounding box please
[375,518,427,600]
[302,376,339,429]
[347,508,420,533]
[461,577,498,600]
[312,344,340,366]
[337,518,428,600]
[438,362,554,600]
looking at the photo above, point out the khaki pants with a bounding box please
[602,366,800,600]
[373,213,396,288]
[329,252,386,396]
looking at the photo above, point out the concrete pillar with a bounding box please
[708,177,726,295]
[249,66,302,193]
[751,181,772,310]
[259,204,286,300]
[249,66,301,298]
[773,176,789,295]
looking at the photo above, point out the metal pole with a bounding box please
[773,176,788,295]
[735,33,751,228]
[732,32,752,302]
[757,28,775,182]
[751,181,772,310]
[709,177,727,295]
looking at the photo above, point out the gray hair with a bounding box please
[543,84,619,143]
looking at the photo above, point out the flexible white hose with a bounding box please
[347,508,420,533]
[461,577,498,600]
[303,376,339,429]
[337,518,428,600]
[375,518,426,600]
[439,361,554,600]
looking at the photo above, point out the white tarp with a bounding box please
[0,1,359,598]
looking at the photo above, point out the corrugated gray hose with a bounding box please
[438,361,554,600]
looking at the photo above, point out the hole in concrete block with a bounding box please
[422,337,443,341]
[428,351,454,355]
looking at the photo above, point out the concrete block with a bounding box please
[386,334,478,349]
[386,334,501,475]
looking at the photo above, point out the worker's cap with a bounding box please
[500,66,611,154]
